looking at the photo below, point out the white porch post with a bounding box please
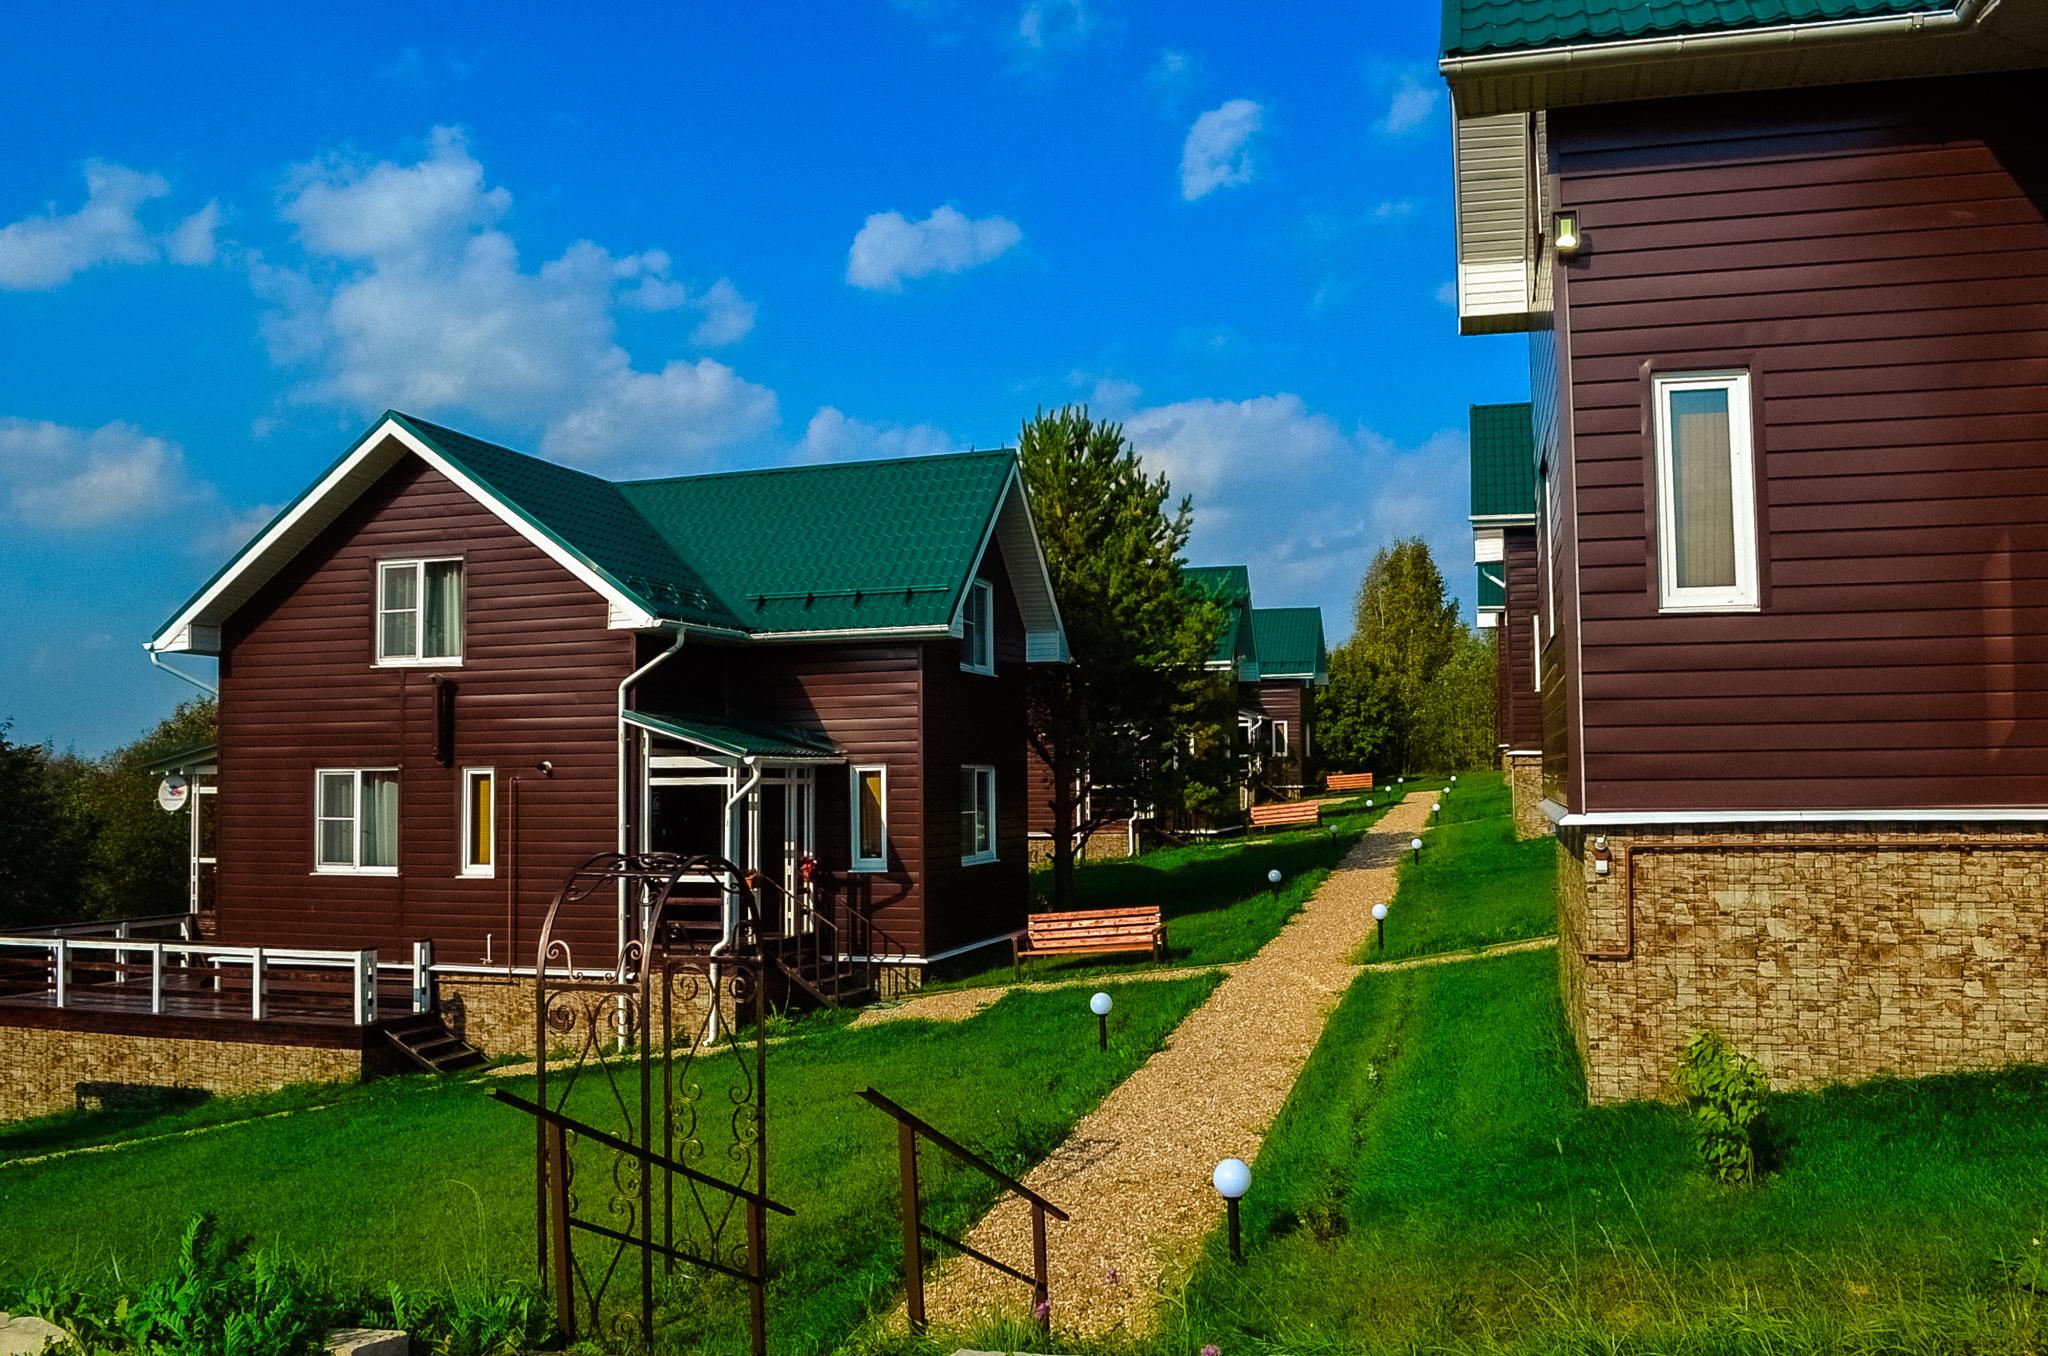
[51,940,67,1007]
[355,950,379,1025]
[150,945,165,1014]
[411,940,432,1014]
[249,947,265,1021]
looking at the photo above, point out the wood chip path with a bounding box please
[916,796,1435,1340]
[850,964,1241,1029]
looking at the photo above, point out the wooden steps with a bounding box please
[382,1012,488,1074]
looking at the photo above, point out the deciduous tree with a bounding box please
[1350,538,1465,772]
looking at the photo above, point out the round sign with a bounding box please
[156,774,191,813]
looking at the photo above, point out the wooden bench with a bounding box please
[1249,801,1322,833]
[1325,772,1374,793]
[1012,905,1164,975]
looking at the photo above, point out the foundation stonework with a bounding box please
[0,1019,368,1123]
[1557,822,2048,1104]
[1505,753,1545,841]
[436,975,537,1054]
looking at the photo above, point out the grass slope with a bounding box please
[0,975,1220,1355]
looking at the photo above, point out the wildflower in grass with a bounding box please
[1202,1345,1222,1356]
[1035,1298,1051,1322]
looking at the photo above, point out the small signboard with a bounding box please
[156,774,191,813]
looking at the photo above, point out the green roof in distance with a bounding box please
[1470,402,1536,522]
[1250,607,1328,682]
[1184,564,1254,670]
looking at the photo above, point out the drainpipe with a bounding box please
[618,624,686,975]
[148,650,220,697]
[706,756,761,1043]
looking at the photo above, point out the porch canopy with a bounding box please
[623,711,841,767]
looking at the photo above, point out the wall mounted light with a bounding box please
[1553,211,1582,257]
[1592,834,1612,877]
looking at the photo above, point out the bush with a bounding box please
[1674,1029,1770,1185]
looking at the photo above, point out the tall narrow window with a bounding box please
[462,768,495,877]
[1653,371,1758,611]
[315,769,399,873]
[960,577,995,674]
[960,765,996,864]
[851,765,888,871]
[377,559,464,664]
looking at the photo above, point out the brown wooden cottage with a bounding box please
[1468,402,1543,836]
[0,412,1069,1114]
[1443,0,2048,1100]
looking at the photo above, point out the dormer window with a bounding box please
[960,577,995,675]
[377,559,464,665]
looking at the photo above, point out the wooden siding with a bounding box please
[1250,680,1310,786]
[1496,526,1543,750]
[216,454,628,964]
[1552,74,2048,812]
[1531,320,1579,810]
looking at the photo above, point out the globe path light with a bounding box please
[1267,867,1283,897]
[1091,991,1113,1050]
[1372,901,1389,951]
[1411,835,1423,864]
[1213,1158,1252,1263]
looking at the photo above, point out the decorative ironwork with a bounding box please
[497,852,790,1353]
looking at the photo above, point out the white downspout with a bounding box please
[706,755,761,1042]
[148,650,220,697]
[618,625,686,975]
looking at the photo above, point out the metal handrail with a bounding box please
[747,872,917,1005]
[0,935,387,1025]
[858,1086,1066,1335]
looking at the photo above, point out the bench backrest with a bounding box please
[1326,772,1374,791]
[1249,801,1321,827]
[1024,905,1162,948]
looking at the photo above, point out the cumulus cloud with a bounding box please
[1378,73,1441,136]
[797,407,957,463]
[0,162,220,289]
[1180,99,1264,201]
[260,126,774,472]
[0,418,204,530]
[846,206,1022,291]
[1016,0,1095,51]
[1119,392,1468,635]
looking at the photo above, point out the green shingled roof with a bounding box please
[1250,607,1328,683]
[1184,565,1254,670]
[1470,402,1537,522]
[1443,0,1949,57]
[1476,564,1507,612]
[623,711,840,761]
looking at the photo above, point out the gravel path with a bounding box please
[916,796,1435,1340]
[850,964,1240,1029]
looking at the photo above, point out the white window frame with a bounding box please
[960,764,997,865]
[376,557,465,667]
[314,767,399,875]
[850,764,889,872]
[960,577,996,675]
[460,767,495,878]
[1272,720,1290,759]
[1652,370,1759,613]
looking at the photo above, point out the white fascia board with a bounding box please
[1471,513,1538,525]
[740,623,953,644]
[1560,806,2048,827]
[148,417,657,653]
[954,464,1071,664]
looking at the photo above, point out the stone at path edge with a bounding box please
[0,1313,75,1356]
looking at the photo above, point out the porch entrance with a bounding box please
[645,759,817,934]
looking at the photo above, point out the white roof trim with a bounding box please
[148,418,656,655]
[952,463,1071,664]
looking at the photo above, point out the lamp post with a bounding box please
[1372,901,1388,952]
[1411,835,1423,864]
[1267,867,1282,898]
[1090,991,1112,1051]
[1213,1158,1251,1264]
[1432,801,1441,818]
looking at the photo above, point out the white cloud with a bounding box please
[0,418,203,530]
[1120,393,1468,638]
[1146,49,1202,111]
[166,200,222,266]
[1379,74,1441,136]
[1016,0,1095,51]
[0,162,179,290]
[261,126,774,472]
[846,206,1023,291]
[1435,279,1458,306]
[797,407,956,464]
[1180,99,1264,201]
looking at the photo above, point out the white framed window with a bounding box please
[461,768,495,877]
[850,765,888,871]
[1272,721,1290,759]
[960,577,995,675]
[315,768,398,874]
[960,765,997,864]
[377,558,464,665]
[1652,370,1759,612]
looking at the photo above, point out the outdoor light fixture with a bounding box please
[1432,802,1442,815]
[1593,835,1612,878]
[1553,210,1582,256]
[1267,868,1283,893]
[1365,798,1374,809]
[1213,1157,1252,1263]
[1372,901,1389,951]
[1451,774,1458,784]
[1090,991,1113,1050]
[1411,835,1424,863]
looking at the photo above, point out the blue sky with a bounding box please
[0,1,1524,754]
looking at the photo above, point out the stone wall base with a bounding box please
[1558,822,2048,1104]
[0,1017,373,1124]
[1026,824,1139,865]
[1505,752,1546,841]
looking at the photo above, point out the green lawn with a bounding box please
[0,974,1220,1355]
[1353,768,1555,964]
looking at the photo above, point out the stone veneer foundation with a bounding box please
[0,1013,377,1123]
[1557,820,2048,1103]
[1504,752,1545,841]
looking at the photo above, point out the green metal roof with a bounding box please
[1249,607,1327,683]
[1442,0,1949,57]
[624,711,841,762]
[144,741,219,775]
[619,450,1017,636]
[1470,402,1537,522]
[1184,565,1254,670]
[1476,564,1507,612]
